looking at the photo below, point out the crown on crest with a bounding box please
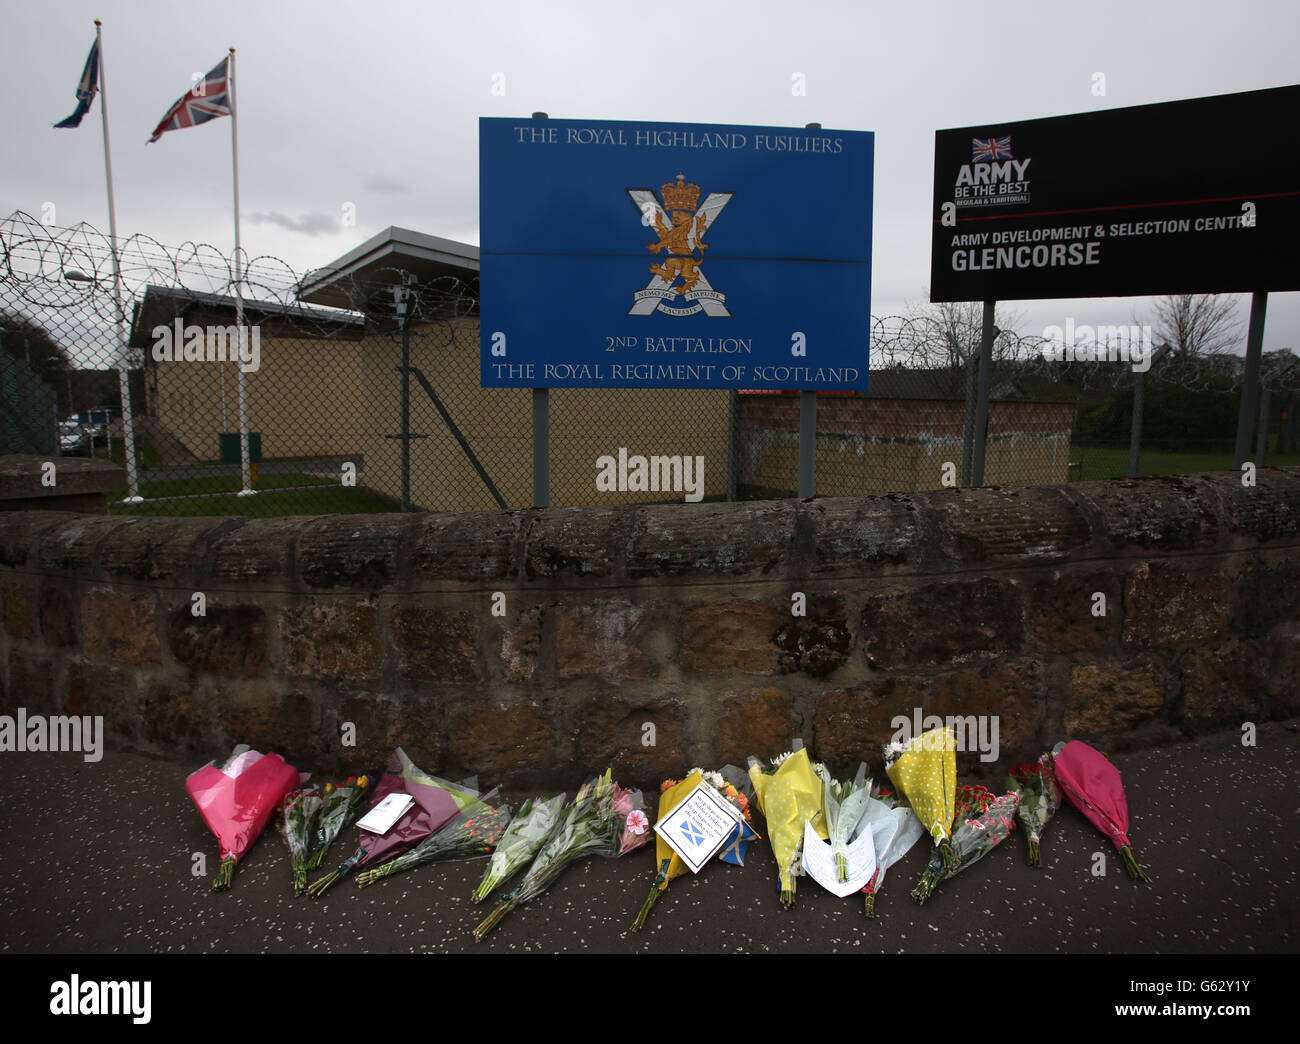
[660,173,701,212]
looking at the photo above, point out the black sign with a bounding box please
[930,84,1300,302]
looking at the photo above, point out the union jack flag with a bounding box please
[148,56,231,143]
[971,135,1013,162]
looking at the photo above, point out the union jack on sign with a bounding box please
[148,57,231,143]
[971,135,1013,162]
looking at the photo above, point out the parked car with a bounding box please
[58,420,88,455]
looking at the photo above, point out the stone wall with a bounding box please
[2,468,1297,788]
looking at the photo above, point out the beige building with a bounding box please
[136,227,732,510]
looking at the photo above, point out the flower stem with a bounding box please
[306,870,339,899]
[863,891,876,918]
[938,838,956,872]
[630,859,672,932]
[211,856,236,892]
[1121,845,1151,883]
[911,869,941,905]
[473,898,516,941]
[835,853,849,884]
[1027,837,1041,868]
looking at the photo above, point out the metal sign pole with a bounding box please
[1234,291,1268,468]
[796,121,821,501]
[970,300,996,486]
[531,111,550,509]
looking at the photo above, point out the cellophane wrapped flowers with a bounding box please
[1006,753,1061,868]
[911,784,1019,905]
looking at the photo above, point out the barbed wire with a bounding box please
[4,211,1296,394]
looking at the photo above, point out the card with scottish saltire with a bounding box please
[480,117,873,391]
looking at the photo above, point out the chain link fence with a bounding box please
[4,210,1297,517]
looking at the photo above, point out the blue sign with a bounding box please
[480,117,873,390]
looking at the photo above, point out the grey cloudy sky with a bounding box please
[3,0,1297,349]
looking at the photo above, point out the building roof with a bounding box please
[297,226,480,311]
[128,285,364,348]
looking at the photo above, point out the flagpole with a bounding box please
[95,19,143,502]
[229,46,254,496]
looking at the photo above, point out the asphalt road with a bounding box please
[0,720,1295,955]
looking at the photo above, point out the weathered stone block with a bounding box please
[1178,639,1269,719]
[2,580,35,638]
[168,604,268,677]
[809,496,920,571]
[65,659,139,742]
[1122,562,1226,648]
[936,486,1090,562]
[499,607,541,682]
[1030,571,1116,652]
[1066,662,1163,734]
[681,602,785,674]
[573,697,687,782]
[281,601,382,680]
[1069,476,1218,550]
[444,698,559,780]
[81,589,159,664]
[39,586,77,647]
[861,577,1024,667]
[715,688,798,764]
[392,606,481,682]
[774,598,852,677]
[298,515,408,588]
[210,518,297,582]
[6,650,54,711]
[557,600,659,679]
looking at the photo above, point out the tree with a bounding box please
[1151,294,1242,360]
[902,298,1025,369]
[1,309,75,416]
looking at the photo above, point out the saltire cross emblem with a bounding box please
[679,819,706,847]
[627,174,733,317]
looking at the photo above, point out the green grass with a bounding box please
[1070,441,1300,482]
[105,470,399,516]
[107,471,335,501]
[109,484,399,517]
[107,435,164,471]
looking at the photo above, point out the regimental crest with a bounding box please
[627,174,734,317]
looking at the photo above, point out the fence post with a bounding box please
[727,389,738,501]
[396,276,412,512]
[798,390,815,498]
[970,300,996,486]
[961,346,976,486]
